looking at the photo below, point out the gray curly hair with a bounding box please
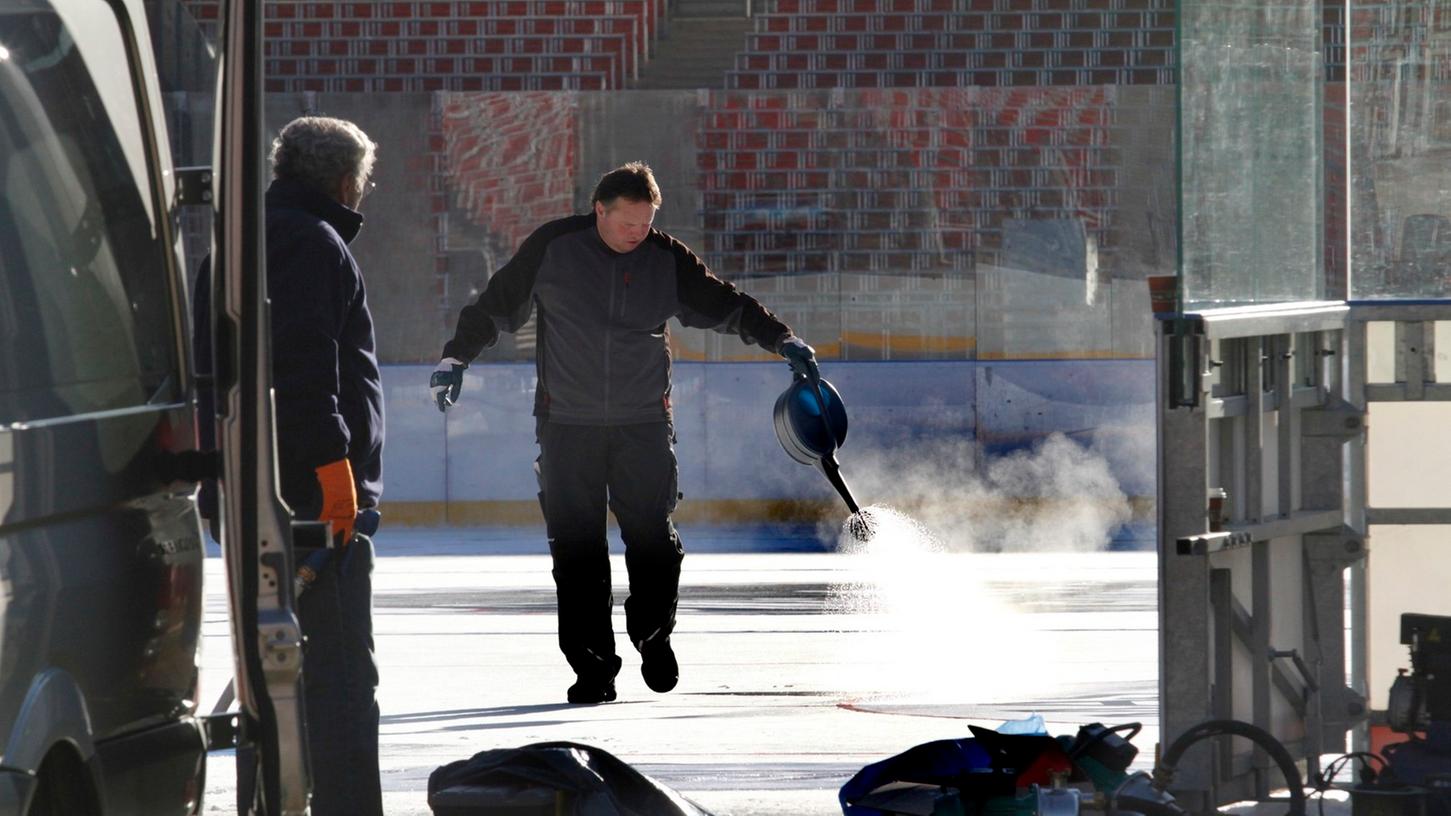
[270,116,377,200]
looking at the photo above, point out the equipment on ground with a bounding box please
[1369,613,1451,816]
[772,373,873,539]
[841,720,1178,816]
[427,741,712,815]
[842,717,1354,816]
[1387,614,1451,741]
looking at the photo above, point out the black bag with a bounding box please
[427,741,714,816]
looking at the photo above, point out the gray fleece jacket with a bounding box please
[442,213,793,425]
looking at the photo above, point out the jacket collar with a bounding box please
[266,177,365,244]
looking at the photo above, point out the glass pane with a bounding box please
[144,0,218,288]
[0,3,179,423]
[1348,0,1451,299]
[365,85,1177,366]
[1179,0,1324,309]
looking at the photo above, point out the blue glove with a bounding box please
[430,357,465,412]
[779,335,820,384]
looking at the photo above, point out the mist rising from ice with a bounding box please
[819,434,1134,701]
[823,432,1133,553]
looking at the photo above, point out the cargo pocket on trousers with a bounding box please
[534,455,546,517]
[666,422,682,514]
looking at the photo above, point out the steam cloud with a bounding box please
[824,431,1134,553]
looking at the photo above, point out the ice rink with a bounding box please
[199,522,1158,815]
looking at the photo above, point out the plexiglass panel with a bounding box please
[1179,0,1324,309]
[1348,0,1451,299]
[325,87,1174,365]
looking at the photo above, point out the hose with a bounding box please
[1068,721,1143,761]
[1155,719,1307,816]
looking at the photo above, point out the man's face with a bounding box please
[342,174,374,210]
[345,174,374,209]
[594,198,656,254]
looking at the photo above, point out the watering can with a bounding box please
[773,373,871,536]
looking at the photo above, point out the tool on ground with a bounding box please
[773,371,873,540]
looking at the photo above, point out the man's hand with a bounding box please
[430,357,466,412]
[779,335,820,384]
[315,458,358,546]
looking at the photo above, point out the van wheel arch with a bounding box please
[25,741,101,816]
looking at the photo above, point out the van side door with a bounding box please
[205,2,311,813]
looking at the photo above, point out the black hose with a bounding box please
[1070,721,1144,760]
[1157,719,1307,816]
[1113,722,1145,742]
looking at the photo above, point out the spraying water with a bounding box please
[826,506,1067,702]
[820,434,1139,702]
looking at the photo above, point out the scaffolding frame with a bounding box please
[1157,298,1451,811]
[1152,302,1375,814]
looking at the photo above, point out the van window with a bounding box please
[0,3,179,425]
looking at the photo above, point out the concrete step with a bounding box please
[673,0,749,17]
[637,16,752,90]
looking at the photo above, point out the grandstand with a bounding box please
[695,86,1114,276]
[167,0,1348,361]
[182,1,666,91]
[728,0,1173,90]
[181,0,1176,91]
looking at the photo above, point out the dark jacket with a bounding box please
[266,178,384,511]
[443,214,791,425]
[193,177,384,516]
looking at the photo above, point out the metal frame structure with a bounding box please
[1157,298,1451,812]
[1157,302,1351,812]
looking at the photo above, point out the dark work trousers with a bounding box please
[297,532,382,816]
[537,420,684,682]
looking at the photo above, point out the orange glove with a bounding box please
[315,458,358,546]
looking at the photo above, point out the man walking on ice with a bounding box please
[430,162,820,704]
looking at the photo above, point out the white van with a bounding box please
[0,2,308,813]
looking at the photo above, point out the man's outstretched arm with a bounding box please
[661,231,819,379]
[431,215,587,411]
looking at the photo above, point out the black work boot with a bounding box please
[639,638,678,693]
[565,652,621,705]
[566,675,617,705]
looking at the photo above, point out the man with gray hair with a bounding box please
[194,115,385,815]
[266,115,385,816]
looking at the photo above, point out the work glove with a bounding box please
[430,357,466,412]
[779,335,820,384]
[315,458,358,546]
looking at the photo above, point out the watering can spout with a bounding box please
[821,455,875,540]
[818,454,861,515]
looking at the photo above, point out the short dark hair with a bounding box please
[591,161,661,208]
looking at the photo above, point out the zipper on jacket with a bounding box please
[603,259,616,415]
[534,298,550,417]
